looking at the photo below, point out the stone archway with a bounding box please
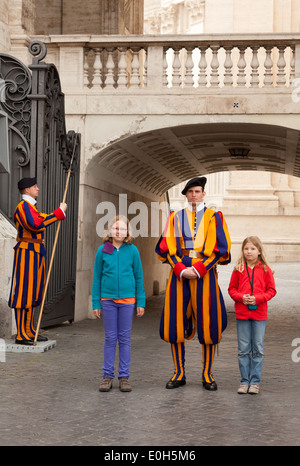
[74,121,300,321]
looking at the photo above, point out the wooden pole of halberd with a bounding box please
[33,133,78,346]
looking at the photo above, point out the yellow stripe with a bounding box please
[164,271,173,342]
[10,248,20,306]
[178,344,184,379]
[202,274,212,344]
[214,268,223,342]
[171,344,178,377]
[189,278,197,317]
[16,250,25,309]
[202,345,215,382]
[26,251,34,308]
[176,279,184,342]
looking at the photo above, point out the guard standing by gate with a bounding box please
[8,177,67,345]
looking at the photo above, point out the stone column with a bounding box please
[222,171,279,215]
[0,0,11,52]
[8,0,35,62]
[99,0,144,34]
[62,0,144,35]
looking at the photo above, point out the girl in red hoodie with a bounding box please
[228,236,276,395]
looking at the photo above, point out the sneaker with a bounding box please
[248,384,260,394]
[99,377,113,392]
[237,384,249,394]
[119,377,132,392]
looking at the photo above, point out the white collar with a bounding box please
[185,201,205,213]
[22,194,37,206]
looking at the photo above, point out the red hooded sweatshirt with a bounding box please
[228,261,276,320]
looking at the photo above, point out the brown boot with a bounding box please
[99,377,113,392]
[119,377,132,392]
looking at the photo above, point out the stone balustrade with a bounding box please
[38,33,300,91]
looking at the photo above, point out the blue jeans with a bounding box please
[101,300,135,379]
[236,319,267,385]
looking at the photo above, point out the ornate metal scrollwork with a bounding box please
[0,54,32,150]
[28,40,47,63]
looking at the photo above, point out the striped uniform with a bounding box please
[156,206,231,383]
[8,199,65,341]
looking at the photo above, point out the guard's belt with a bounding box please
[181,250,202,259]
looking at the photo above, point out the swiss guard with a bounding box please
[8,177,67,345]
[155,177,231,390]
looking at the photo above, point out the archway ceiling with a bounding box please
[93,123,300,197]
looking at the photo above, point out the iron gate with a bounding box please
[0,41,80,327]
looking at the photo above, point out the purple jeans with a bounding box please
[101,300,135,379]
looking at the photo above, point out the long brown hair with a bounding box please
[234,236,274,273]
[102,215,133,244]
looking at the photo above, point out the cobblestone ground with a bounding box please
[0,263,299,447]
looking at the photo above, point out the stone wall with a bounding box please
[34,0,144,35]
[0,213,17,338]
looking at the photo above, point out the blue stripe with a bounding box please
[209,270,219,344]
[196,277,204,342]
[169,272,178,342]
[23,201,36,228]
[202,345,214,383]
[171,343,186,381]
[21,249,30,308]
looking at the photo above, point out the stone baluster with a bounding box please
[130,48,141,88]
[163,48,169,87]
[276,45,287,87]
[117,47,128,88]
[264,46,274,87]
[198,46,207,87]
[250,45,260,87]
[93,48,103,88]
[184,46,194,87]
[142,48,147,88]
[105,48,115,88]
[172,47,182,87]
[223,46,233,87]
[83,48,90,88]
[210,45,220,87]
[237,47,247,87]
[290,46,295,84]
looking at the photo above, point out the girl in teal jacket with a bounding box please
[92,216,145,392]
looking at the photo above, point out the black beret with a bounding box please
[18,177,37,190]
[181,177,207,195]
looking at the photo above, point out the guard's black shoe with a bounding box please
[35,334,48,342]
[166,379,186,389]
[202,381,218,391]
[15,339,34,346]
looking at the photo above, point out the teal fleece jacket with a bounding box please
[92,242,146,310]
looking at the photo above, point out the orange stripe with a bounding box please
[176,278,184,342]
[36,257,45,302]
[202,274,212,344]
[10,248,19,306]
[164,271,173,342]
[16,250,25,309]
[26,251,34,308]
[101,298,136,304]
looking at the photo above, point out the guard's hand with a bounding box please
[60,202,67,212]
[182,267,198,279]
